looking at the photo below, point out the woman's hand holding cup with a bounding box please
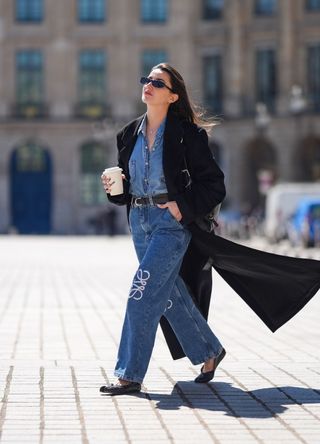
[101,167,124,195]
[101,174,113,194]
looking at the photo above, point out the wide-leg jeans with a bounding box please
[114,205,223,383]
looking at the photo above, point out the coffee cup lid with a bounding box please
[104,167,122,172]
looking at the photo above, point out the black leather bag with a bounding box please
[195,203,221,232]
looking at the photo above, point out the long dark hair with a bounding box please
[152,62,219,131]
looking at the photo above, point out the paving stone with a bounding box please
[0,236,319,443]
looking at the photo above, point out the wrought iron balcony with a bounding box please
[12,102,48,119]
[74,101,110,120]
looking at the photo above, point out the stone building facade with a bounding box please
[0,0,319,234]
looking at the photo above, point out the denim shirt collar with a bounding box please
[138,114,166,144]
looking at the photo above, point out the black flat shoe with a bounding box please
[194,348,226,383]
[99,381,141,395]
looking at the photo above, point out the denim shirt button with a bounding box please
[129,114,168,196]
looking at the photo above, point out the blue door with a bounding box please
[10,143,52,234]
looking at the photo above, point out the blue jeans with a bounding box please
[114,205,223,384]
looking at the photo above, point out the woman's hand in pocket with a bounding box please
[157,201,182,222]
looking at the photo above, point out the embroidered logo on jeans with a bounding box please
[129,269,150,300]
[164,299,173,312]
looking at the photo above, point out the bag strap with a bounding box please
[181,134,220,228]
[181,136,192,190]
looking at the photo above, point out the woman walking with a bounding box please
[100,63,320,395]
[100,63,227,395]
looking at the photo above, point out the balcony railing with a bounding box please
[12,102,48,119]
[74,101,110,119]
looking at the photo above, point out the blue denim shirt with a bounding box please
[129,114,167,196]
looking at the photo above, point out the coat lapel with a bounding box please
[118,115,144,176]
[118,111,185,188]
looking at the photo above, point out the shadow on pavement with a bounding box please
[145,382,320,418]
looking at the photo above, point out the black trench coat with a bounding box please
[108,110,320,360]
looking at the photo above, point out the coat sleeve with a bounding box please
[174,128,226,225]
[106,132,131,206]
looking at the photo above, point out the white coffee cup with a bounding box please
[103,167,123,196]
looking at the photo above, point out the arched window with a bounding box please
[298,136,320,181]
[244,136,277,212]
[80,142,107,205]
[15,142,46,172]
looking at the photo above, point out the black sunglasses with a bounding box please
[140,76,174,92]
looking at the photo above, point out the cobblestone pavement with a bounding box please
[0,235,319,444]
